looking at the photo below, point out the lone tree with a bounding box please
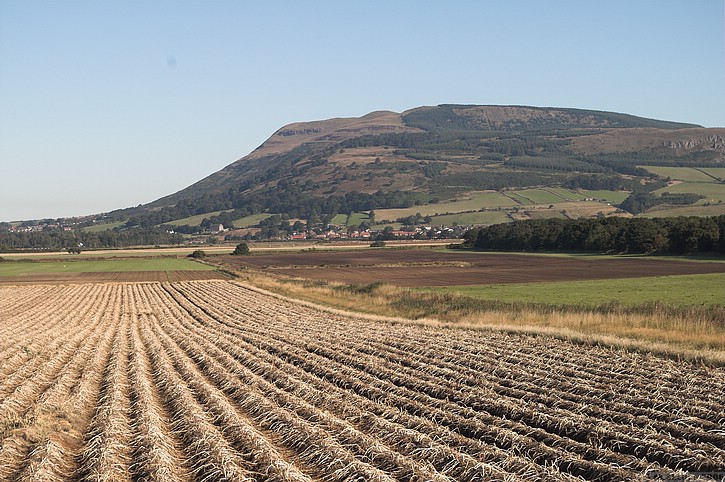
[232,242,251,255]
[188,249,207,259]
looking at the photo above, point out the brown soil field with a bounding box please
[2,280,723,480]
[0,270,230,285]
[218,250,725,286]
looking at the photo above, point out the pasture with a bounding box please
[640,166,718,183]
[423,272,725,306]
[655,181,725,204]
[0,257,226,284]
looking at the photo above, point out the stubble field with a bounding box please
[1,280,724,481]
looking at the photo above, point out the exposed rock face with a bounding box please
[667,135,725,151]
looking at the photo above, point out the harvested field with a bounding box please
[218,250,725,286]
[1,280,724,481]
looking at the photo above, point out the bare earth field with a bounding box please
[219,250,725,286]
[1,280,724,481]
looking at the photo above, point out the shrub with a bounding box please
[232,242,251,255]
[370,240,386,248]
[188,249,207,259]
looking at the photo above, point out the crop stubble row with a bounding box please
[0,280,723,481]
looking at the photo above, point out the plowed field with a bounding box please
[219,250,725,286]
[1,280,723,481]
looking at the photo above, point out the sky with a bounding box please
[1,1,723,222]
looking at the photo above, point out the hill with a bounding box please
[5,104,725,245]
[148,105,710,209]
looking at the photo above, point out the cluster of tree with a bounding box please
[504,157,607,173]
[563,174,637,191]
[395,213,432,227]
[0,227,184,251]
[402,105,699,132]
[437,170,568,190]
[122,186,426,233]
[468,216,725,254]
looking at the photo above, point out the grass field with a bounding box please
[509,188,566,204]
[642,203,725,217]
[640,166,717,183]
[0,257,215,276]
[579,189,630,204]
[421,273,725,307]
[330,214,348,225]
[655,181,725,203]
[231,213,274,228]
[81,221,125,232]
[699,167,725,181]
[348,212,370,225]
[430,211,511,225]
[164,210,226,227]
[375,192,517,220]
[546,187,588,201]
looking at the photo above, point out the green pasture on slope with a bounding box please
[511,189,567,204]
[579,190,630,204]
[420,273,725,307]
[642,204,725,217]
[82,221,126,232]
[375,192,517,220]
[348,212,371,225]
[0,258,215,276]
[331,214,348,225]
[640,166,717,183]
[699,168,725,181]
[545,188,588,201]
[655,182,725,203]
[431,211,511,226]
[231,213,274,228]
[164,211,226,227]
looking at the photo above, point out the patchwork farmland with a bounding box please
[1,280,724,481]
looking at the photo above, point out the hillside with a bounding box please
[9,104,724,244]
[148,105,711,209]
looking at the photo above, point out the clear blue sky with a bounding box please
[1,0,723,222]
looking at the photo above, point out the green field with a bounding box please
[431,211,511,225]
[348,212,370,226]
[579,190,630,204]
[231,213,274,228]
[164,211,226,227]
[699,168,725,181]
[642,204,725,218]
[375,192,517,220]
[331,214,348,225]
[0,258,216,276]
[422,273,725,307]
[82,221,125,232]
[503,191,531,204]
[640,166,717,183]
[546,188,588,201]
[655,182,725,203]
[511,189,567,204]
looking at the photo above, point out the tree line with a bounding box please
[0,227,184,251]
[468,216,725,255]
